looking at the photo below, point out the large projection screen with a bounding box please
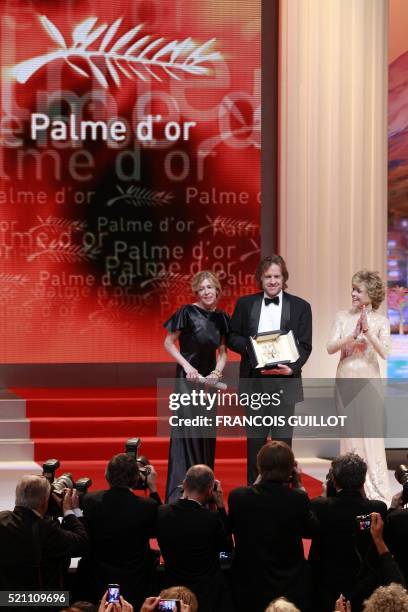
[0,1,261,364]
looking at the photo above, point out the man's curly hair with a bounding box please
[331,452,367,490]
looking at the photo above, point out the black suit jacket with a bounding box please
[385,507,408,584]
[156,499,232,611]
[228,481,317,612]
[77,487,158,607]
[309,491,388,611]
[0,506,88,590]
[228,291,312,379]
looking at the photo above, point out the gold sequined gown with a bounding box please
[327,308,391,504]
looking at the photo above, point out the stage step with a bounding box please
[30,416,160,438]
[0,399,26,419]
[34,436,245,462]
[0,440,34,461]
[26,398,157,418]
[0,391,32,461]
[0,420,30,438]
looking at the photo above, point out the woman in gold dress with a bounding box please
[327,270,391,504]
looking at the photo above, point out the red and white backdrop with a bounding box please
[0,0,260,363]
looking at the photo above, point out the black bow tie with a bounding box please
[264,296,280,306]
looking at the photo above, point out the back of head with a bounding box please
[15,475,50,511]
[257,441,295,482]
[105,453,139,488]
[265,597,300,612]
[184,464,214,494]
[363,583,408,612]
[160,586,198,612]
[331,452,367,491]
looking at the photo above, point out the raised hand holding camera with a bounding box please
[210,479,225,509]
[98,590,133,612]
[62,487,79,511]
[146,464,158,494]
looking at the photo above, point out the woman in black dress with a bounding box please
[164,271,229,502]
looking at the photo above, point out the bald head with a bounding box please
[15,475,51,512]
[184,465,214,495]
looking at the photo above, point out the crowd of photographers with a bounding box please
[1,441,408,612]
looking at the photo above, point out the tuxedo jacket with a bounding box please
[228,481,317,612]
[0,505,88,590]
[228,291,312,381]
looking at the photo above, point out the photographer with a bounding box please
[156,464,233,612]
[355,512,405,593]
[334,513,406,611]
[0,474,88,590]
[75,453,160,610]
[228,441,317,612]
[385,485,408,584]
[309,453,388,612]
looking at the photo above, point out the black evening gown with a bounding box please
[164,304,230,503]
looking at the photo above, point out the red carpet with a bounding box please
[12,387,322,501]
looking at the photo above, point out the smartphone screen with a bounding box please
[157,600,181,611]
[356,514,371,531]
[107,584,120,604]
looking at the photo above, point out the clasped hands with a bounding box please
[184,364,220,385]
[353,305,369,339]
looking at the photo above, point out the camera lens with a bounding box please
[51,473,74,496]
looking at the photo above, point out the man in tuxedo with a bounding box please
[228,441,316,612]
[228,254,312,483]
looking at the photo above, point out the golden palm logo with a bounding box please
[12,16,222,87]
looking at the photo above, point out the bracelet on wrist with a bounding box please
[211,369,223,379]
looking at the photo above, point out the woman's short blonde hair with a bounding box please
[191,270,221,296]
[159,586,198,612]
[352,269,386,310]
[363,582,408,612]
[265,597,300,612]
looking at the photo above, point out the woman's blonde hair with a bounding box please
[191,270,221,296]
[363,583,408,612]
[352,269,386,310]
[265,597,300,612]
[159,586,198,612]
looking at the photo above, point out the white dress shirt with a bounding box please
[257,291,283,334]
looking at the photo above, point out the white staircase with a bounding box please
[0,390,41,511]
